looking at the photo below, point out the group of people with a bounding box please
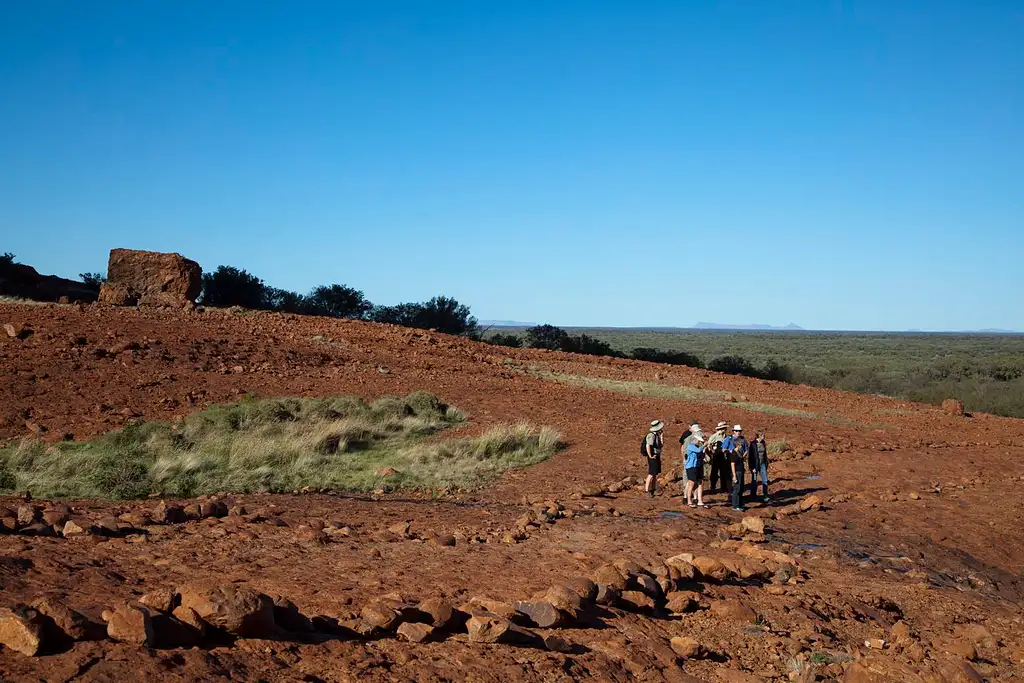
[642,419,770,511]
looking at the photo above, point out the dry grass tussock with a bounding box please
[0,392,562,499]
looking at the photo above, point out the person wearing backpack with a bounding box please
[642,420,664,497]
[723,424,750,511]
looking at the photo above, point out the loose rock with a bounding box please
[106,602,156,646]
[176,583,275,638]
[396,621,436,643]
[670,636,704,659]
[0,607,46,656]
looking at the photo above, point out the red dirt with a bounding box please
[2,302,1023,681]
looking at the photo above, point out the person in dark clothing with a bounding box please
[748,430,770,501]
[707,422,730,494]
[723,425,749,511]
[643,420,664,497]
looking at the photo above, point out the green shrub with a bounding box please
[0,392,557,498]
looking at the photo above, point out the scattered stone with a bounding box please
[0,607,46,656]
[41,506,71,527]
[711,599,757,623]
[228,505,247,517]
[612,558,644,578]
[151,501,187,525]
[465,598,517,620]
[592,564,629,591]
[909,492,921,500]
[618,591,656,611]
[798,495,824,512]
[31,597,96,642]
[176,583,275,638]
[864,638,886,650]
[396,621,436,643]
[545,584,584,613]
[936,658,984,683]
[692,556,730,582]
[665,591,701,614]
[513,601,566,628]
[16,506,41,527]
[773,564,797,585]
[96,516,121,536]
[595,584,620,606]
[466,615,538,645]
[418,598,456,629]
[139,588,177,614]
[579,486,604,498]
[106,602,156,646]
[670,636,704,659]
[431,534,457,547]
[565,577,598,604]
[61,519,91,537]
[544,634,574,653]
[360,602,402,632]
[388,521,412,537]
[19,522,55,537]
[741,516,766,535]
[944,638,978,661]
[171,606,207,636]
[890,620,914,647]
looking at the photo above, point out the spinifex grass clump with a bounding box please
[0,392,562,499]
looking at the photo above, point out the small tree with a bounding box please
[488,333,522,348]
[308,284,372,319]
[525,324,570,351]
[201,266,270,309]
[79,272,106,289]
[569,334,621,357]
[265,287,310,314]
[708,355,761,378]
[0,253,14,267]
[631,348,704,368]
[370,296,478,337]
[370,303,425,327]
[418,296,479,337]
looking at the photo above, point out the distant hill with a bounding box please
[692,322,804,331]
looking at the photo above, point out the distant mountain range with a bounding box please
[691,322,804,331]
[480,320,1019,334]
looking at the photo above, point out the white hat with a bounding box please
[694,432,706,443]
[650,420,664,432]
[689,423,701,433]
[716,422,728,430]
[733,424,743,432]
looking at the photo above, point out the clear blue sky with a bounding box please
[1,2,1021,331]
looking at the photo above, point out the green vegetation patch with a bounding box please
[534,371,817,419]
[0,392,562,499]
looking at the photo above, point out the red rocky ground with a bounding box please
[1,302,1024,682]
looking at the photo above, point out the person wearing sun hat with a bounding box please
[643,420,664,498]
[707,421,730,495]
[723,424,750,511]
[684,427,707,508]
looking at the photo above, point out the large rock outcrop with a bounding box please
[98,249,202,308]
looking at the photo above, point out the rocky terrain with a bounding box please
[2,301,1024,682]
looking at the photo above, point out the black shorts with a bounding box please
[647,457,662,476]
[686,467,703,483]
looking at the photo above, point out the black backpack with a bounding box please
[640,433,661,458]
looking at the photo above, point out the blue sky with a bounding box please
[1,1,1021,331]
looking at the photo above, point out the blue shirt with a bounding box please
[685,442,704,469]
[723,435,749,468]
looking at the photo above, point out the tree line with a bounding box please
[486,324,793,381]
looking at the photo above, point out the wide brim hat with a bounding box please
[650,420,664,432]
[716,421,728,430]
